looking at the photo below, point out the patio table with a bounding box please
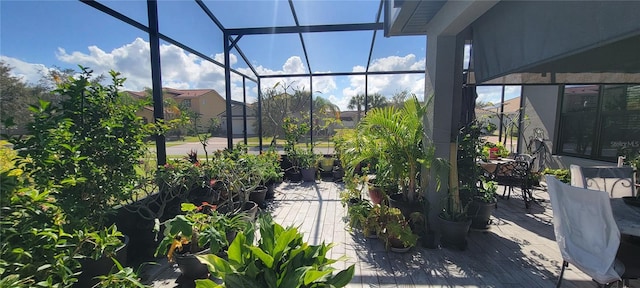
[478,158,514,174]
[611,198,640,237]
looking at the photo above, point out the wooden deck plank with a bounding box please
[148,181,640,288]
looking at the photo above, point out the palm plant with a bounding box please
[356,96,437,202]
[347,93,387,123]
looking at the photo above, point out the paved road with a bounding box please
[150,137,336,157]
[150,136,505,158]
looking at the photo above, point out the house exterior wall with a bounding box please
[138,109,154,124]
[220,117,257,136]
[183,90,226,127]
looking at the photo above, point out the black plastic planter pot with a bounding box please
[240,201,259,221]
[174,252,209,284]
[388,193,423,220]
[249,185,268,207]
[75,235,129,288]
[438,215,471,251]
[468,198,496,231]
[301,167,316,182]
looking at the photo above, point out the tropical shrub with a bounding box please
[0,142,134,287]
[8,67,151,229]
[196,214,355,288]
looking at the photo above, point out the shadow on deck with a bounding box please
[146,181,639,288]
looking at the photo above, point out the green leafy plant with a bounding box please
[0,142,127,287]
[155,202,251,262]
[477,180,498,203]
[482,142,510,159]
[339,95,447,206]
[195,214,355,288]
[258,147,284,184]
[95,259,149,288]
[9,66,151,229]
[369,205,418,250]
[346,200,371,231]
[542,168,570,184]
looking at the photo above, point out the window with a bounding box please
[558,84,640,161]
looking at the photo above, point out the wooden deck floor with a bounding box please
[147,180,639,288]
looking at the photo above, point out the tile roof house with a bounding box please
[126,88,226,131]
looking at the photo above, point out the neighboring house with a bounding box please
[126,88,226,131]
[476,97,521,133]
[338,111,363,129]
[218,100,257,136]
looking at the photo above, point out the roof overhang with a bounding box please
[384,0,446,36]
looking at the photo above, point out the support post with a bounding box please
[147,0,166,166]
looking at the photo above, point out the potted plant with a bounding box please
[346,200,371,232]
[6,67,152,281]
[0,142,135,287]
[467,180,498,230]
[9,67,150,230]
[258,147,283,199]
[196,214,355,288]
[376,206,418,252]
[439,143,471,250]
[363,204,385,238]
[344,96,447,221]
[455,120,497,231]
[296,146,320,182]
[205,146,259,217]
[339,169,365,206]
[155,202,252,282]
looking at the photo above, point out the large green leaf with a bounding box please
[258,215,276,252]
[196,254,231,278]
[303,269,332,285]
[227,232,246,266]
[279,266,309,288]
[273,228,299,262]
[327,264,355,288]
[164,215,193,238]
[248,246,274,268]
[194,279,221,288]
[263,268,278,288]
[225,274,264,288]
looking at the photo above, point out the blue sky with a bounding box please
[1,0,518,110]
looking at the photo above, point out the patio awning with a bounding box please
[470,1,640,84]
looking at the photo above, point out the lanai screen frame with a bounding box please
[81,0,426,165]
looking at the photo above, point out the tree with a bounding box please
[313,96,341,139]
[259,82,312,139]
[0,62,41,135]
[347,93,388,123]
[390,90,413,109]
[258,82,340,142]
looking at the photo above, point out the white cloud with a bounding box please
[343,54,426,107]
[0,56,53,85]
[53,38,251,101]
[3,41,429,112]
[476,86,521,104]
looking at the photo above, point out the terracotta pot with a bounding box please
[368,185,385,205]
[389,238,411,253]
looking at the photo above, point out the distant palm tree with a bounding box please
[313,96,341,138]
[347,93,387,123]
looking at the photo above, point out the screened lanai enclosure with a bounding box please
[75,0,434,165]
